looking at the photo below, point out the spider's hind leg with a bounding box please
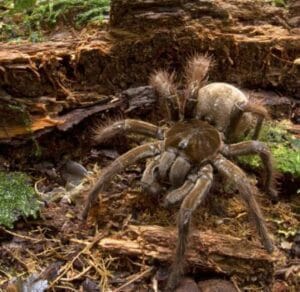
[221,141,278,202]
[213,154,274,253]
[94,119,165,144]
[226,101,269,142]
[165,164,213,291]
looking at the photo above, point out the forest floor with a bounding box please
[0,138,299,291]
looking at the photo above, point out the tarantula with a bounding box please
[82,55,277,291]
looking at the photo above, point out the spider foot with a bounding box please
[139,181,163,197]
[164,270,182,292]
[267,187,279,204]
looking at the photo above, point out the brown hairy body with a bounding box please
[82,55,277,291]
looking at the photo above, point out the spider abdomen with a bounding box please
[165,120,222,163]
[196,82,252,134]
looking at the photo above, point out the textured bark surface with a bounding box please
[0,0,299,142]
[288,0,300,27]
[98,225,276,287]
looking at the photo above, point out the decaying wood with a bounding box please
[0,86,156,143]
[0,0,299,145]
[288,0,300,27]
[98,225,276,286]
[0,0,299,100]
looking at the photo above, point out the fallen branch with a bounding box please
[98,225,277,286]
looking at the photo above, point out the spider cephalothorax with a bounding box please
[82,55,277,291]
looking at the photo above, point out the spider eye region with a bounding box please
[165,120,222,163]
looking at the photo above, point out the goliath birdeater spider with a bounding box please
[82,55,277,291]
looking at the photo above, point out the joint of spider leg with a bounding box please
[179,208,193,226]
[152,145,162,156]
[220,144,230,156]
[156,127,166,140]
[186,170,199,183]
[252,140,269,153]
[197,164,214,181]
[234,101,248,111]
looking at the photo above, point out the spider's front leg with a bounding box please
[94,119,165,144]
[81,141,163,219]
[221,141,278,202]
[213,154,274,253]
[165,165,213,291]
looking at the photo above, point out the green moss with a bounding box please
[238,121,300,177]
[0,172,40,228]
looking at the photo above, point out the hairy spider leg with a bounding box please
[163,172,198,206]
[226,101,269,142]
[94,119,165,144]
[149,70,180,121]
[221,141,278,201]
[165,164,213,291]
[213,154,274,253]
[81,141,163,219]
[244,101,269,140]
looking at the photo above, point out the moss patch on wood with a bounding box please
[239,121,300,178]
[0,171,40,228]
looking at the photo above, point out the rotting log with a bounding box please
[98,225,277,286]
[288,0,300,27]
[0,86,156,143]
[0,0,299,100]
[0,0,299,145]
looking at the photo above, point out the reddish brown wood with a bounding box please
[98,225,276,286]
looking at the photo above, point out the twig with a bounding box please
[61,266,92,281]
[49,230,107,288]
[88,254,112,290]
[3,247,30,272]
[2,228,42,242]
[113,267,153,292]
[52,285,78,291]
[34,177,46,197]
